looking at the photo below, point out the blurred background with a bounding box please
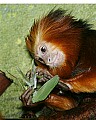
[0,4,96,118]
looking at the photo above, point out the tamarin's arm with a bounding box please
[35,66,96,93]
[33,67,96,111]
[61,67,96,93]
[36,66,96,93]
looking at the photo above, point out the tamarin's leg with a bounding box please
[20,88,77,111]
[44,94,77,111]
[20,88,96,119]
[61,67,96,93]
[38,94,96,120]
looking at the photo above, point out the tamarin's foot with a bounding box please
[20,87,44,108]
[20,87,34,107]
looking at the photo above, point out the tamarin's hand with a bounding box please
[26,67,53,83]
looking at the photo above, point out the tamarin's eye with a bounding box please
[40,46,47,53]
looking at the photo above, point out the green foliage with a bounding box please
[32,75,59,103]
[17,60,59,104]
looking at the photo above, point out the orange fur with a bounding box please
[25,9,96,110]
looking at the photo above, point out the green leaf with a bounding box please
[28,59,37,89]
[32,75,59,103]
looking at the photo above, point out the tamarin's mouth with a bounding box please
[35,56,46,65]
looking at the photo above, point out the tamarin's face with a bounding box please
[34,40,65,68]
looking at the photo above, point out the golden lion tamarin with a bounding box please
[21,9,96,118]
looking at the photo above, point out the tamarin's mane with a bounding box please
[31,9,91,40]
[26,9,96,69]
[28,9,92,49]
[27,9,90,54]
